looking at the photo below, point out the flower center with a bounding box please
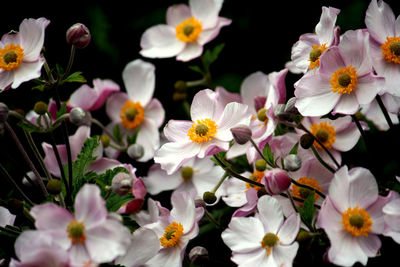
[119,101,145,129]
[160,222,184,248]
[257,108,268,123]
[330,65,358,94]
[175,17,202,43]
[261,232,279,255]
[291,176,322,201]
[0,43,24,71]
[188,118,217,143]
[310,122,336,149]
[381,36,400,64]
[308,43,327,69]
[67,220,86,244]
[181,166,194,181]
[342,206,372,237]
[246,170,264,191]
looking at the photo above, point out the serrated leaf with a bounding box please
[188,65,204,75]
[289,142,299,155]
[97,166,129,192]
[106,192,134,212]
[63,71,87,83]
[202,43,225,69]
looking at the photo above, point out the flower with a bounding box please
[382,191,400,244]
[139,0,231,61]
[286,6,340,74]
[105,59,165,162]
[0,18,49,91]
[154,89,250,174]
[295,29,385,116]
[221,195,300,266]
[317,165,391,266]
[29,184,131,266]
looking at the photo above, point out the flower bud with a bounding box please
[189,246,209,265]
[0,103,8,123]
[172,92,187,101]
[203,191,217,205]
[111,172,133,196]
[66,23,91,49]
[283,154,302,172]
[127,143,144,160]
[263,169,291,195]
[46,179,63,195]
[255,158,267,172]
[33,101,48,115]
[284,97,299,114]
[274,104,290,121]
[69,107,86,125]
[100,135,110,148]
[300,133,314,149]
[174,80,187,93]
[230,125,252,145]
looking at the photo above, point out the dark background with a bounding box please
[1,0,400,266]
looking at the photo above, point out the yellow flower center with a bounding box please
[342,206,372,237]
[0,43,24,71]
[330,65,358,95]
[308,43,327,69]
[67,220,86,244]
[381,36,400,64]
[246,170,264,191]
[188,118,217,143]
[261,232,279,255]
[175,17,202,43]
[310,121,336,149]
[291,176,322,202]
[119,101,145,129]
[160,222,184,248]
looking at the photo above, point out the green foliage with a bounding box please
[289,142,299,155]
[262,143,276,168]
[113,124,122,143]
[297,191,317,230]
[62,71,87,84]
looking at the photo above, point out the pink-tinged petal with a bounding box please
[170,191,199,232]
[357,234,381,258]
[123,59,155,106]
[216,102,251,141]
[277,212,300,245]
[69,84,97,110]
[241,71,269,112]
[190,89,218,121]
[222,177,248,207]
[328,166,351,212]
[117,198,145,214]
[1,32,21,46]
[90,78,120,111]
[192,165,225,198]
[230,248,268,266]
[145,98,165,128]
[232,188,258,217]
[87,158,122,174]
[0,206,15,227]
[19,18,50,62]
[295,90,340,117]
[68,243,91,266]
[215,86,242,114]
[132,178,147,199]
[319,46,346,75]
[354,74,383,105]
[365,0,396,43]
[163,119,192,142]
[315,7,340,45]
[226,141,251,160]
[154,141,200,175]
[290,33,320,74]
[144,164,183,195]
[347,167,378,209]
[332,122,360,152]
[115,227,160,267]
[190,0,222,29]
[257,195,284,234]
[135,119,160,162]
[221,217,265,253]
[30,203,74,230]
[197,138,229,158]
[366,195,390,234]
[42,142,67,177]
[272,243,299,267]
[0,70,14,91]
[12,59,45,89]
[85,219,131,263]
[332,94,359,115]
[106,92,129,123]
[140,24,185,58]
[145,246,184,267]
[69,126,91,161]
[166,4,191,26]
[74,184,107,228]
[176,42,203,61]
[269,68,288,105]
[197,17,231,45]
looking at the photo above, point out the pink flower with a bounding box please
[221,195,300,266]
[295,29,385,116]
[0,18,49,91]
[317,166,391,266]
[382,191,400,244]
[105,59,165,162]
[139,0,231,61]
[29,184,131,266]
[154,89,250,174]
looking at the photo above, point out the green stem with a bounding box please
[91,118,123,146]
[249,138,274,169]
[286,189,315,232]
[310,146,336,173]
[204,208,220,228]
[211,172,229,194]
[0,226,21,236]
[351,114,368,149]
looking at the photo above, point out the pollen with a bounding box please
[120,101,145,129]
[291,176,322,202]
[308,43,327,69]
[67,220,86,244]
[175,17,202,43]
[261,232,279,255]
[246,170,264,191]
[381,36,400,64]
[0,43,24,71]
[188,118,217,143]
[330,65,358,95]
[342,206,372,237]
[310,121,336,150]
[160,222,184,248]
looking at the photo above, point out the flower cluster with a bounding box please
[1,1,400,267]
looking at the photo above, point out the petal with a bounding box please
[272,243,300,267]
[190,89,218,121]
[257,195,284,234]
[216,102,251,141]
[315,6,340,45]
[166,4,191,26]
[19,18,50,61]
[91,78,120,111]
[240,71,269,112]
[317,196,343,231]
[295,89,340,117]
[176,42,203,61]
[144,164,183,195]
[347,167,378,209]
[106,92,129,123]
[145,246,184,267]
[230,248,269,266]
[332,121,360,152]
[332,94,359,115]
[145,98,165,127]
[30,203,73,230]
[277,212,300,244]
[328,166,351,212]
[189,0,223,29]
[68,84,98,110]
[197,17,231,45]
[163,119,192,142]
[170,191,198,232]
[319,46,346,75]
[365,0,396,43]
[354,73,382,105]
[0,206,15,227]
[12,59,44,89]
[0,70,14,91]
[74,184,107,228]
[135,119,160,162]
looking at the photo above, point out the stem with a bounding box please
[290,177,326,199]
[310,146,336,174]
[211,172,229,194]
[182,100,191,118]
[204,208,220,228]
[249,138,273,169]
[8,110,43,132]
[375,95,394,129]
[351,115,368,149]
[91,118,123,146]
[286,189,315,232]
[186,78,207,88]
[63,45,76,79]
[0,226,21,236]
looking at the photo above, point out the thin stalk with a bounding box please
[286,189,315,232]
[0,226,21,236]
[310,146,336,174]
[351,115,368,149]
[8,110,43,132]
[290,177,326,199]
[186,78,208,88]
[375,95,394,129]
[91,118,123,146]
[62,45,76,80]
[204,208,220,228]
[211,172,229,194]
[249,138,273,169]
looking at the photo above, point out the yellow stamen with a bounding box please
[261,232,279,255]
[187,118,217,143]
[246,170,264,191]
[120,101,145,129]
[0,43,24,71]
[160,222,184,248]
[381,36,400,64]
[342,206,372,237]
[308,43,327,69]
[330,65,358,95]
[291,176,322,202]
[67,220,86,244]
[310,121,336,149]
[175,17,202,43]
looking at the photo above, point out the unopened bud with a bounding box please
[283,154,302,172]
[300,133,314,149]
[0,103,8,123]
[46,179,63,195]
[263,169,291,195]
[111,173,133,196]
[203,191,217,205]
[255,159,267,172]
[100,135,110,148]
[284,97,299,114]
[174,80,187,93]
[33,101,48,115]
[189,246,209,265]
[274,104,290,121]
[172,92,187,101]
[66,23,91,49]
[230,125,252,145]
[69,107,86,125]
[127,143,144,160]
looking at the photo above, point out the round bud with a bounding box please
[230,125,252,145]
[203,191,217,205]
[255,159,267,172]
[127,143,144,160]
[46,179,63,195]
[0,102,9,123]
[111,172,133,196]
[263,169,291,195]
[283,154,302,172]
[69,107,86,125]
[33,101,48,115]
[100,135,110,148]
[300,133,314,149]
[189,246,209,265]
[174,80,187,93]
[66,23,91,49]
[7,199,23,215]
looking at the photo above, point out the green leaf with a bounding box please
[188,65,204,75]
[106,192,134,212]
[126,130,139,146]
[56,103,67,119]
[113,124,122,143]
[17,122,38,132]
[96,166,129,192]
[298,191,316,227]
[32,83,47,91]
[289,142,299,155]
[262,143,275,167]
[63,71,87,84]
[202,43,225,70]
